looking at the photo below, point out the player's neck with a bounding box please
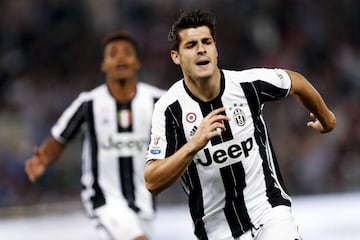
[184,70,221,102]
[107,77,137,103]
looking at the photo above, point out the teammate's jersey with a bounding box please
[52,82,165,220]
[146,68,293,239]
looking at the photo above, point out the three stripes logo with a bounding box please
[189,126,198,136]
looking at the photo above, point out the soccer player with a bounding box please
[144,10,336,240]
[25,30,165,240]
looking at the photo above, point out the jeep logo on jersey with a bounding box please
[233,106,246,126]
[195,137,254,168]
[100,135,148,156]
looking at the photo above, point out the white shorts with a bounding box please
[238,206,302,240]
[91,201,153,240]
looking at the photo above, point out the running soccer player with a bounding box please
[144,10,336,240]
[25,30,165,240]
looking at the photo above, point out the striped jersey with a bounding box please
[146,68,293,239]
[51,82,165,220]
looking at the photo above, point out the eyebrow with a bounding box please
[184,40,196,46]
[183,37,212,46]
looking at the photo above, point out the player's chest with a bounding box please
[181,96,256,141]
[91,97,153,135]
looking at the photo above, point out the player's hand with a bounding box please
[190,107,230,151]
[307,112,335,133]
[25,147,47,182]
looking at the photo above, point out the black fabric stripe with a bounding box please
[119,156,139,212]
[164,101,207,239]
[185,162,208,240]
[240,82,291,207]
[180,171,191,195]
[116,100,139,212]
[153,97,160,104]
[83,101,106,209]
[151,98,159,212]
[253,80,289,103]
[268,138,291,195]
[116,102,132,132]
[152,194,156,212]
[60,103,85,141]
[197,71,233,145]
[198,102,233,146]
[164,101,186,157]
[220,162,252,238]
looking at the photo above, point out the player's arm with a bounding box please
[145,107,230,195]
[286,70,336,133]
[145,141,199,195]
[25,136,65,182]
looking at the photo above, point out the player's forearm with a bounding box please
[287,70,336,132]
[39,137,65,166]
[145,141,198,195]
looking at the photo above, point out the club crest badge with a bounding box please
[118,109,131,129]
[232,105,246,126]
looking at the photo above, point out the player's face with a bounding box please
[171,26,218,81]
[101,40,141,81]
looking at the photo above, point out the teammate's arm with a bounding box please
[145,107,230,195]
[25,136,65,182]
[286,70,336,133]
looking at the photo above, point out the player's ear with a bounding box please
[171,50,180,65]
[135,59,142,70]
[101,61,106,73]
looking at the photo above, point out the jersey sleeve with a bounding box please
[146,101,168,161]
[51,92,87,144]
[153,88,167,101]
[249,68,292,103]
[270,68,291,95]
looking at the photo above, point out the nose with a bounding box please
[197,43,206,54]
[115,53,126,60]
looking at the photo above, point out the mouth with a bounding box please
[116,64,129,71]
[196,60,210,66]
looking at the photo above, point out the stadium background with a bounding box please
[0,0,359,239]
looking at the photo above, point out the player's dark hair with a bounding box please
[101,30,140,58]
[168,9,216,50]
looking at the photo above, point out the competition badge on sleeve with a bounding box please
[149,135,163,155]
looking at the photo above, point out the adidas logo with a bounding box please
[189,126,198,136]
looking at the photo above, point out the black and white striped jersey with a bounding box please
[51,82,165,219]
[146,68,293,239]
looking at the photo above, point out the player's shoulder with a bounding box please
[76,84,107,101]
[154,79,184,110]
[137,82,166,96]
[223,68,288,83]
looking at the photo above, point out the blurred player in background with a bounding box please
[144,10,336,240]
[25,30,165,240]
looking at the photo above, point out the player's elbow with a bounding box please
[145,180,161,196]
[145,177,164,196]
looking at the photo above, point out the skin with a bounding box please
[102,40,141,103]
[144,26,336,195]
[25,39,147,240]
[170,26,220,102]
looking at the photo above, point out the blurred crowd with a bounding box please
[0,0,359,207]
